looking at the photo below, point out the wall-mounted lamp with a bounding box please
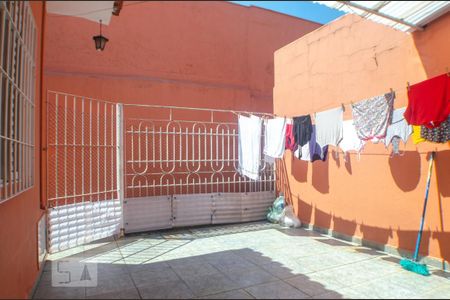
[93,20,109,51]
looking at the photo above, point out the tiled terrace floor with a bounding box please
[34,222,450,299]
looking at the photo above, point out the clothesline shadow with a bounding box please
[290,148,448,195]
[331,150,353,175]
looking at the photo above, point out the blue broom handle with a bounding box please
[413,151,435,262]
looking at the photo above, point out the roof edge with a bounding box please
[225,2,324,26]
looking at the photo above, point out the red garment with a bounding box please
[285,124,297,151]
[404,74,450,128]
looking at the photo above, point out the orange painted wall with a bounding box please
[0,1,45,298]
[43,1,321,112]
[41,2,321,203]
[274,13,450,264]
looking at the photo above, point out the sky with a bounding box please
[230,1,345,24]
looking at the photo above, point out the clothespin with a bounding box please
[341,103,345,112]
[389,88,395,98]
[407,81,411,91]
[446,67,450,77]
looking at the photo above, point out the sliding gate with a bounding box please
[47,91,275,252]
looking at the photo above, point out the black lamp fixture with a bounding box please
[93,19,108,51]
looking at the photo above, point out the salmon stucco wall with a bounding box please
[0,1,45,298]
[274,13,450,265]
[43,1,321,112]
[41,1,321,204]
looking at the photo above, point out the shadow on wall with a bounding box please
[298,204,450,266]
[291,154,308,183]
[344,152,352,174]
[297,195,313,224]
[388,151,421,192]
[284,148,445,199]
[314,206,332,229]
[290,150,425,194]
[412,12,450,79]
[312,158,329,194]
[435,150,450,197]
[396,228,432,257]
[360,223,393,246]
[331,150,341,168]
[333,215,357,237]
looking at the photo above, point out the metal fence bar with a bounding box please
[46,90,274,221]
[123,103,275,198]
[116,103,125,235]
[46,91,119,208]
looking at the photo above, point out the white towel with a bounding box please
[339,120,365,153]
[315,107,344,147]
[263,117,286,159]
[238,115,262,180]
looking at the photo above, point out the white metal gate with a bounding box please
[46,91,122,253]
[122,103,275,233]
[46,91,275,252]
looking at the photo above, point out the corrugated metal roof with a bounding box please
[315,1,450,32]
[47,1,114,25]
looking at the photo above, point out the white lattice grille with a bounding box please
[124,105,275,198]
[0,1,36,202]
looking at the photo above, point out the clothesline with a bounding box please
[237,73,449,181]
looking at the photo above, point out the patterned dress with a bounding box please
[421,116,450,143]
[351,92,395,141]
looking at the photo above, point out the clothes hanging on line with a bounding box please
[404,74,450,128]
[264,155,276,165]
[293,115,313,149]
[263,117,286,158]
[421,115,450,143]
[285,123,297,151]
[294,125,328,162]
[238,114,262,180]
[352,92,394,142]
[315,106,343,147]
[339,120,365,153]
[384,107,412,154]
[411,125,425,145]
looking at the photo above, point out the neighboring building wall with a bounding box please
[43,1,321,112]
[0,1,45,298]
[274,13,450,265]
[41,2,321,208]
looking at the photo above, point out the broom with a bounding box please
[399,151,435,276]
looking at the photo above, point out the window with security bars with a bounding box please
[0,1,36,202]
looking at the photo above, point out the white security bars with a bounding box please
[46,91,121,252]
[46,90,276,251]
[122,103,275,233]
[0,1,37,202]
[123,104,275,198]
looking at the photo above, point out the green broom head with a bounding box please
[400,258,430,276]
